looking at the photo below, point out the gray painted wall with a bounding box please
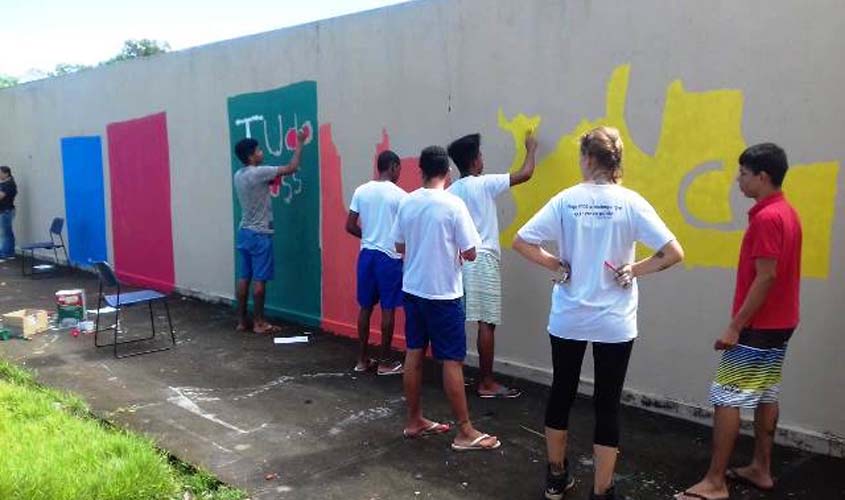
[1,0,842,454]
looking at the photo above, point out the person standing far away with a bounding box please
[232,129,308,335]
[513,126,684,500]
[0,166,17,261]
[447,131,539,399]
[677,143,802,500]
[391,145,501,451]
[346,150,408,376]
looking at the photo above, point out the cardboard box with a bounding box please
[2,309,50,338]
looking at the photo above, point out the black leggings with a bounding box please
[545,336,634,447]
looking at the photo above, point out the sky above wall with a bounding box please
[0,0,413,81]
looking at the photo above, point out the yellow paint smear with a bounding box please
[499,65,839,279]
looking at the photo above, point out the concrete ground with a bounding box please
[0,260,842,500]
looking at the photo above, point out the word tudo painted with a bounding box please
[234,113,313,205]
[234,114,314,155]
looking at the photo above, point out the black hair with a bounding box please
[419,146,450,180]
[377,150,400,173]
[0,166,10,176]
[739,143,789,187]
[234,138,259,165]
[447,133,481,176]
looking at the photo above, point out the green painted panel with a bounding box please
[227,81,321,326]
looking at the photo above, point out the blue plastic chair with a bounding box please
[92,261,176,358]
[21,217,69,276]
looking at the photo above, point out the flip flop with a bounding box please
[674,491,729,500]
[353,359,378,372]
[726,468,774,492]
[451,433,501,451]
[377,361,404,376]
[478,385,522,399]
[253,324,284,335]
[403,421,451,438]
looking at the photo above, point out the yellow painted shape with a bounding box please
[783,162,839,276]
[500,64,840,278]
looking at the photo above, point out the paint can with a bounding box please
[56,289,87,328]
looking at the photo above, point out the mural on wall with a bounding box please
[320,125,421,344]
[60,136,108,266]
[499,64,840,279]
[227,81,322,326]
[62,68,837,343]
[106,112,176,291]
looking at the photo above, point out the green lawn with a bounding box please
[0,360,245,500]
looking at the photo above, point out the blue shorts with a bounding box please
[404,292,466,361]
[357,249,403,309]
[236,228,274,281]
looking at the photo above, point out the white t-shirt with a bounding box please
[390,188,481,300]
[517,183,676,343]
[447,173,510,257]
[349,180,408,259]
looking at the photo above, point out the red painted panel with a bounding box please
[320,124,419,349]
[106,112,175,292]
[373,129,425,191]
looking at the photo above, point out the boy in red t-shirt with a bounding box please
[678,143,802,500]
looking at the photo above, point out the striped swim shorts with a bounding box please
[462,250,502,325]
[709,328,794,409]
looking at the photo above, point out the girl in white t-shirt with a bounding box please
[513,127,684,500]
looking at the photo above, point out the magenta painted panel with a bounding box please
[106,112,175,292]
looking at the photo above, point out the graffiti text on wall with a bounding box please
[233,113,314,204]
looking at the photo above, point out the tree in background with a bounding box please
[2,39,172,85]
[105,39,171,64]
[0,75,19,89]
[51,63,93,77]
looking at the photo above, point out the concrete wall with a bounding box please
[1,0,842,455]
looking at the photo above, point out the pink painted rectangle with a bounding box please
[106,112,175,292]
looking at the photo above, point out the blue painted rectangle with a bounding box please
[61,136,108,266]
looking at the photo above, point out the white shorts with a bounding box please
[462,251,502,325]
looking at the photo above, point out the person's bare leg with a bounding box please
[442,360,498,448]
[546,427,568,473]
[377,308,399,371]
[403,348,432,432]
[593,444,619,495]
[477,321,519,397]
[252,281,279,333]
[677,406,738,499]
[356,307,374,369]
[731,402,777,489]
[477,321,497,391]
[236,278,251,331]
